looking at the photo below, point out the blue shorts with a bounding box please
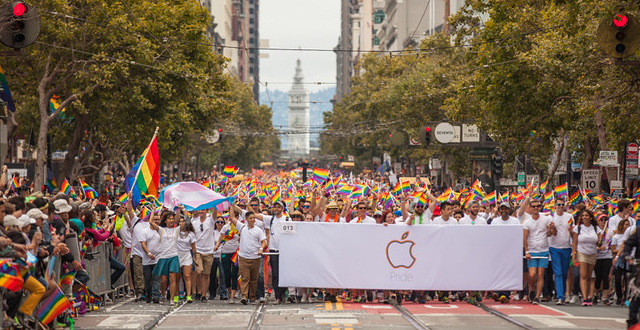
[152,256,180,276]
[527,251,549,269]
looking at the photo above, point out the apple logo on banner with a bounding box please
[386,231,416,269]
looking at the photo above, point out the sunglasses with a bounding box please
[358,207,366,210]
[530,205,541,208]
[301,205,310,209]
[250,204,259,207]
[200,224,204,231]
[556,204,565,207]
[216,221,224,224]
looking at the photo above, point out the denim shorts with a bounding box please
[527,251,549,269]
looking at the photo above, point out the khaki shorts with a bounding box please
[194,253,214,275]
[577,252,597,265]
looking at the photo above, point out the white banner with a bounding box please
[279,223,523,291]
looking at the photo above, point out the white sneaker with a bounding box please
[229,297,236,304]
[235,291,242,299]
[556,299,563,305]
[301,293,308,303]
[569,295,579,304]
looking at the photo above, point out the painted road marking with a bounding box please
[489,305,523,309]
[424,304,460,309]
[361,305,393,309]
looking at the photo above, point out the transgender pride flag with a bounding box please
[158,181,234,212]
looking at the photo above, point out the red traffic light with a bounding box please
[218,128,222,133]
[425,127,431,132]
[614,14,628,29]
[12,2,27,17]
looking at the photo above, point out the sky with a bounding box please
[259,0,340,95]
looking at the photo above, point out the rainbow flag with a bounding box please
[417,192,428,207]
[36,287,71,325]
[231,248,239,266]
[9,176,18,191]
[79,179,98,199]
[46,177,57,192]
[312,168,330,184]
[499,192,509,203]
[118,194,128,204]
[222,166,239,178]
[58,271,75,286]
[482,191,496,205]
[543,190,554,204]
[392,182,402,196]
[271,187,281,204]
[125,134,160,206]
[337,184,353,196]
[60,179,75,197]
[401,181,411,194]
[221,223,239,242]
[554,183,568,199]
[634,187,640,199]
[539,179,549,193]
[0,260,23,291]
[593,195,603,205]
[633,200,640,214]
[568,190,581,205]
[139,207,151,222]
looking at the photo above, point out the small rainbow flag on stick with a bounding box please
[58,271,75,287]
[79,179,98,199]
[222,166,239,178]
[118,193,128,204]
[36,287,72,325]
[0,260,23,291]
[401,181,411,194]
[9,176,18,191]
[60,179,75,197]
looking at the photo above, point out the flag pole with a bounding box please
[129,127,160,196]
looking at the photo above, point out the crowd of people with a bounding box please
[1,165,640,328]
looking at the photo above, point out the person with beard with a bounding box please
[459,201,487,225]
[401,190,438,225]
[523,199,553,304]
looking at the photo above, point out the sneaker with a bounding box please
[570,295,579,304]
[492,293,499,302]
[275,298,282,305]
[354,296,361,303]
[592,294,598,305]
[329,295,337,303]
[241,298,247,305]
[443,296,449,304]
[474,292,483,302]
[556,299,563,305]
[229,297,236,304]
[301,293,308,303]
[200,296,207,302]
[220,295,228,300]
[153,298,160,304]
[528,291,536,302]
[582,301,588,306]
[426,295,432,301]
[287,295,296,303]
[186,296,193,303]
[258,297,266,303]
[616,297,622,306]
[603,299,611,306]
[532,298,540,305]
[500,295,509,303]
[418,296,426,304]
[586,299,592,306]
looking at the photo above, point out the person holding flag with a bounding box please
[460,201,488,225]
[176,214,198,303]
[402,189,438,225]
[214,210,240,303]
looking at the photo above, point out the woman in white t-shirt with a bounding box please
[150,210,181,307]
[177,216,197,303]
[594,214,613,305]
[611,220,630,305]
[571,209,603,306]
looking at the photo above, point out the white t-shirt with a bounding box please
[213,229,222,258]
[459,215,488,225]
[491,216,520,225]
[140,226,161,266]
[177,231,196,252]
[349,215,376,224]
[130,218,147,257]
[523,215,552,253]
[219,223,240,254]
[573,224,600,255]
[263,214,289,251]
[612,233,624,250]
[318,212,345,223]
[118,216,133,249]
[517,211,531,224]
[406,210,432,225]
[237,221,266,260]
[194,215,215,254]
[548,213,573,249]
[156,227,179,259]
[432,216,457,225]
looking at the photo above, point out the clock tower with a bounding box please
[288,59,310,157]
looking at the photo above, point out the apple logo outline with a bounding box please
[386,231,417,269]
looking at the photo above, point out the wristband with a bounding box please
[525,251,529,254]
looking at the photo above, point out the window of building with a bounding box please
[250,18,254,24]
[250,28,254,34]
[249,38,255,44]
[373,36,380,46]
[249,8,254,14]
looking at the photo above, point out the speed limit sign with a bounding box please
[581,169,601,192]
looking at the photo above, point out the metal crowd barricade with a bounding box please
[111,245,129,296]
[84,242,111,298]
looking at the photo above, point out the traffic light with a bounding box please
[597,14,640,59]
[0,1,41,49]
[419,126,432,145]
[493,152,504,177]
[217,128,222,141]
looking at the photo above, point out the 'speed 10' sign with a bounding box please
[581,169,601,192]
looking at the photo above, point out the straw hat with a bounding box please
[326,200,339,210]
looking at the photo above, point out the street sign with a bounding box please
[500,178,519,186]
[582,169,601,192]
[462,124,480,142]
[611,180,623,189]
[525,175,539,187]
[430,158,441,170]
[434,122,455,144]
[599,150,618,167]
[517,172,525,186]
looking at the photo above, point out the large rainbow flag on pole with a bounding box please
[78,179,98,199]
[126,128,160,206]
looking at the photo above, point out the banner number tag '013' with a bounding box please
[280,222,297,235]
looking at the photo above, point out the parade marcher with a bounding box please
[228,206,266,305]
[612,220,630,306]
[609,199,634,234]
[140,211,161,304]
[254,200,289,304]
[214,211,239,303]
[209,215,227,300]
[522,198,553,304]
[548,199,573,305]
[177,215,198,303]
[192,209,216,301]
[149,210,181,307]
[459,201,488,225]
[621,214,640,327]
[571,209,602,306]
[594,214,612,305]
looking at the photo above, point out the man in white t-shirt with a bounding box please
[547,199,573,305]
[193,209,216,301]
[522,199,553,304]
[229,206,267,305]
[349,201,376,224]
[490,202,520,225]
[129,205,147,301]
[609,199,634,234]
[254,200,290,304]
[459,201,488,225]
[432,202,456,225]
[401,190,437,225]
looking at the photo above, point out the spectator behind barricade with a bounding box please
[51,199,72,236]
[8,195,25,217]
[26,208,47,244]
[4,214,20,232]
